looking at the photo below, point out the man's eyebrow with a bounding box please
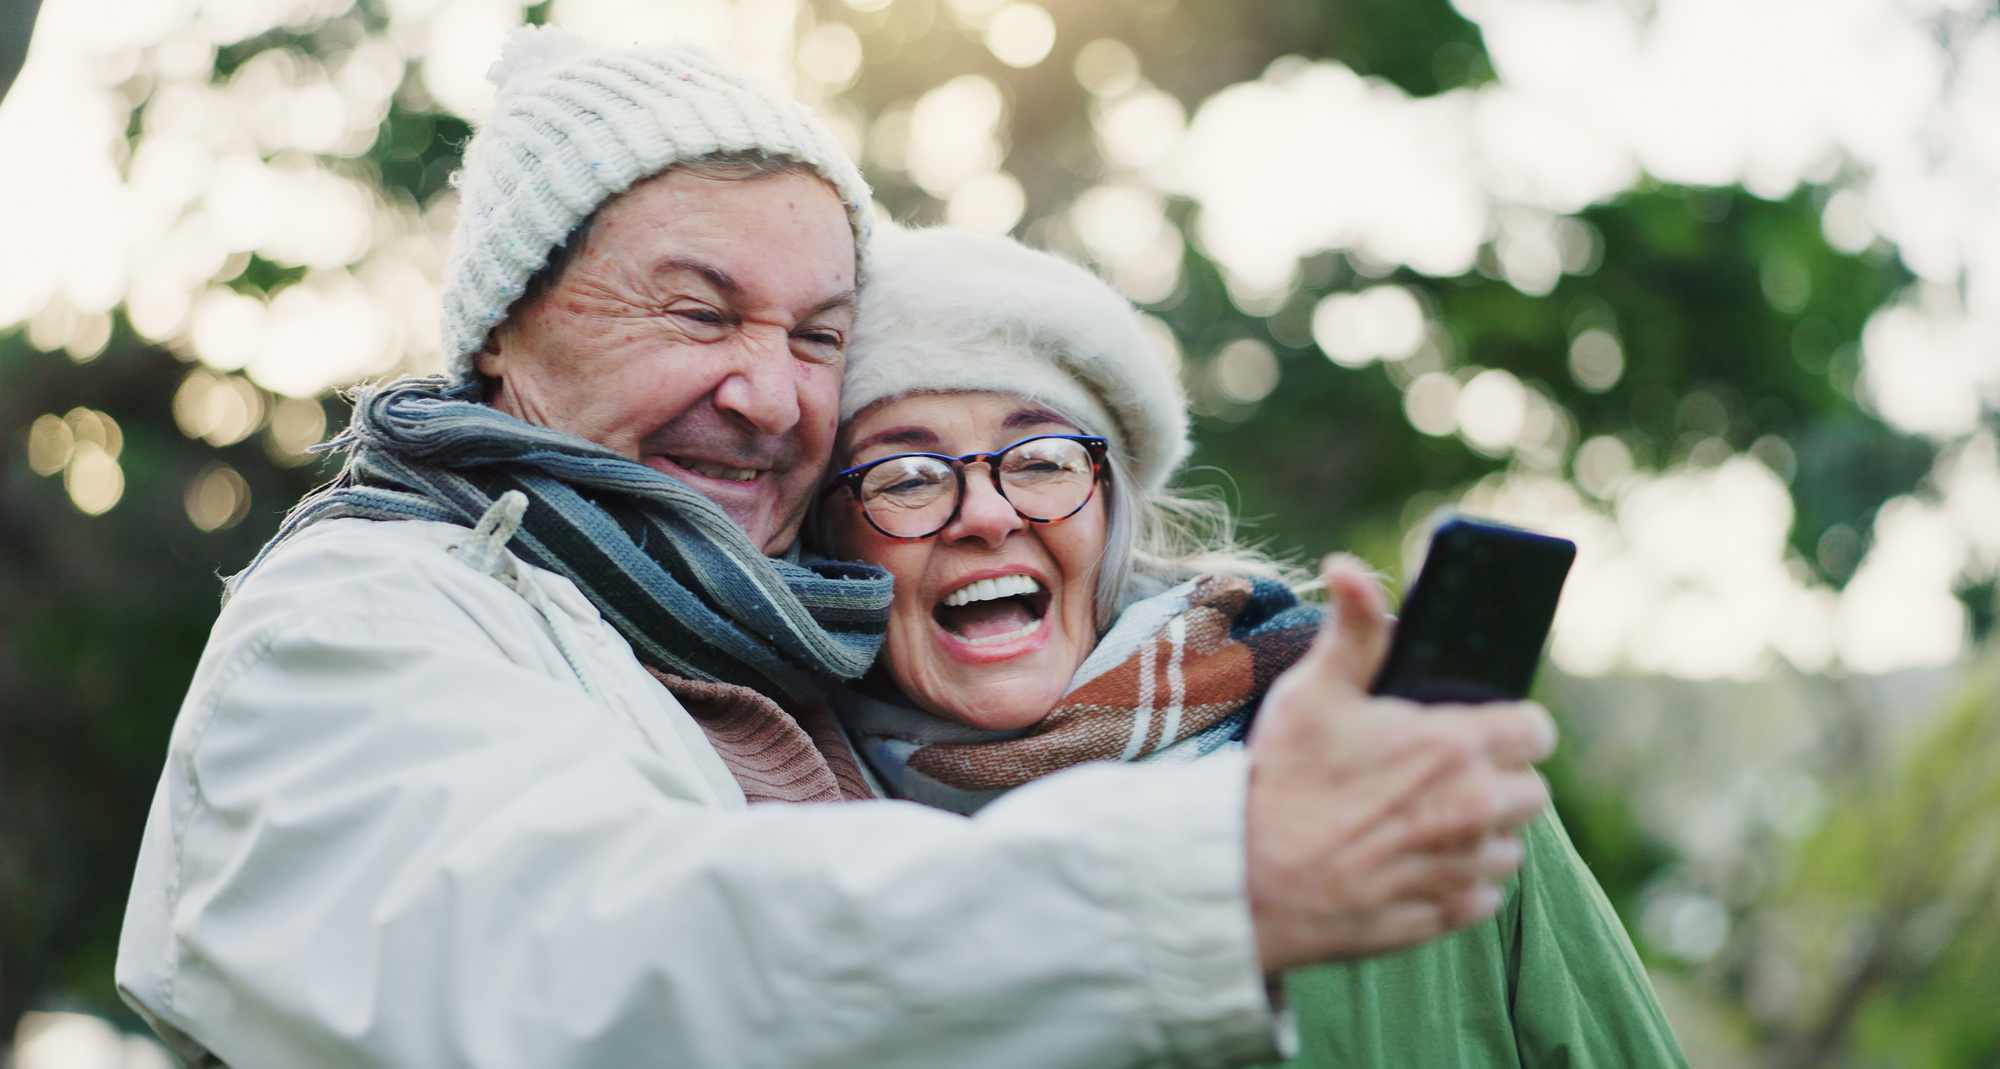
[656,258,739,295]
[846,426,940,456]
[802,290,857,321]
[654,261,854,322]
[1004,407,1079,431]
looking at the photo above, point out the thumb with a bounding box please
[1300,554,1394,692]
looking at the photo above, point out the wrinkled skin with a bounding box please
[478,168,854,555]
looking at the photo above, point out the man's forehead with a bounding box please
[602,169,851,246]
[588,173,856,303]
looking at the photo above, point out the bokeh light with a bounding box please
[1073,38,1139,98]
[9,1011,172,1069]
[5,0,1999,1059]
[1404,373,1460,438]
[0,0,1991,682]
[1212,338,1279,405]
[173,368,266,447]
[906,75,1005,198]
[27,414,76,476]
[1573,435,1634,499]
[185,461,252,531]
[64,440,124,515]
[1312,285,1427,368]
[983,3,1054,69]
[265,395,329,464]
[944,171,1025,236]
[28,407,128,515]
[1069,183,1181,303]
[1455,368,1527,456]
[1568,328,1624,393]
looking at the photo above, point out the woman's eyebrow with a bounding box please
[847,426,941,454]
[1003,407,1079,431]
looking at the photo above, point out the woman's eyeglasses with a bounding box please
[828,435,1109,540]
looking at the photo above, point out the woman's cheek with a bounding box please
[884,586,941,694]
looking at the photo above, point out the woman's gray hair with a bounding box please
[1087,412,1302,629]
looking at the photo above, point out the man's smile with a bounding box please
[673,457,762,482]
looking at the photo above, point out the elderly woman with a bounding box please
[817,226,1689,1068]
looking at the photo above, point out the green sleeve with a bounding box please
[1506,809,1688,1068]
[1262,812,1689,1069]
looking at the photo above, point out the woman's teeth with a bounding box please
[956,619,1042,647]
[677,458,758,482]
[941,574,1044,607]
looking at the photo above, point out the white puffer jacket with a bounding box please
[116,517,1276,1069]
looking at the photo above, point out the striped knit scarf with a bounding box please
[837,574,1320,815]
[241,376,893,704]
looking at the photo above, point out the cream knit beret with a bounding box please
[842,226,1191,493]
[439,27,873,378]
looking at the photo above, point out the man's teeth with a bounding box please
[678,459,758,482]
[941,574,1044,607]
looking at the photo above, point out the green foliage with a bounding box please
[366,100,472,206]
[847,0,1932,575]
[229,254,308,296]
[0,327,336,1037]
[1766,651,2000,1066]
[0,0,1977,1058]
[1172,184,1925,580]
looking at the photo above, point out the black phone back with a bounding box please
[1370,518,1577,704]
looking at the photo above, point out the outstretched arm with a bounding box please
[118,522,1278,1069]
[1244,556,1557,977]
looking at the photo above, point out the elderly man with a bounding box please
[117,29,1554,1068]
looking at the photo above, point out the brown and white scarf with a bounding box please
[833,575,1320,815]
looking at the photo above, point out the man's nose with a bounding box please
[710,327,801,435]
[940,465,1026,547]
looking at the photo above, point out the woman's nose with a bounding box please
[940,466,1025,546]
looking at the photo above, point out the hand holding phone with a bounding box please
[1370,518,1576,704]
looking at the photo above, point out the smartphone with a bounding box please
[1369,518,1577,704]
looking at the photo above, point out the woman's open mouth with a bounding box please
[932,574,1052,647]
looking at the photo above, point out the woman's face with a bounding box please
[829,391,1110,731]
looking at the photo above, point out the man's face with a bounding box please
[478,169,855,555]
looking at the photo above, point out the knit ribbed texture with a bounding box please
[237,376,893,706]
[840,576,1316,813]
[649,669,873,804]
[440,27,873,377]
[841,225,1191,493]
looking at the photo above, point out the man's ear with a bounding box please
[474,327,507,379]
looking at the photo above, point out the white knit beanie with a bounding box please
[841,226,1191,493]
[439,27,874,378]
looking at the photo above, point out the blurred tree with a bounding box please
[0,327,342,1040]
[825,0,1929,580]
[0,0,44,103]
[1758,648,1999,1067]
[0,0,1969,1056]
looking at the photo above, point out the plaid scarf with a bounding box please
[837,574,1319,814]
[241,376,893,705]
